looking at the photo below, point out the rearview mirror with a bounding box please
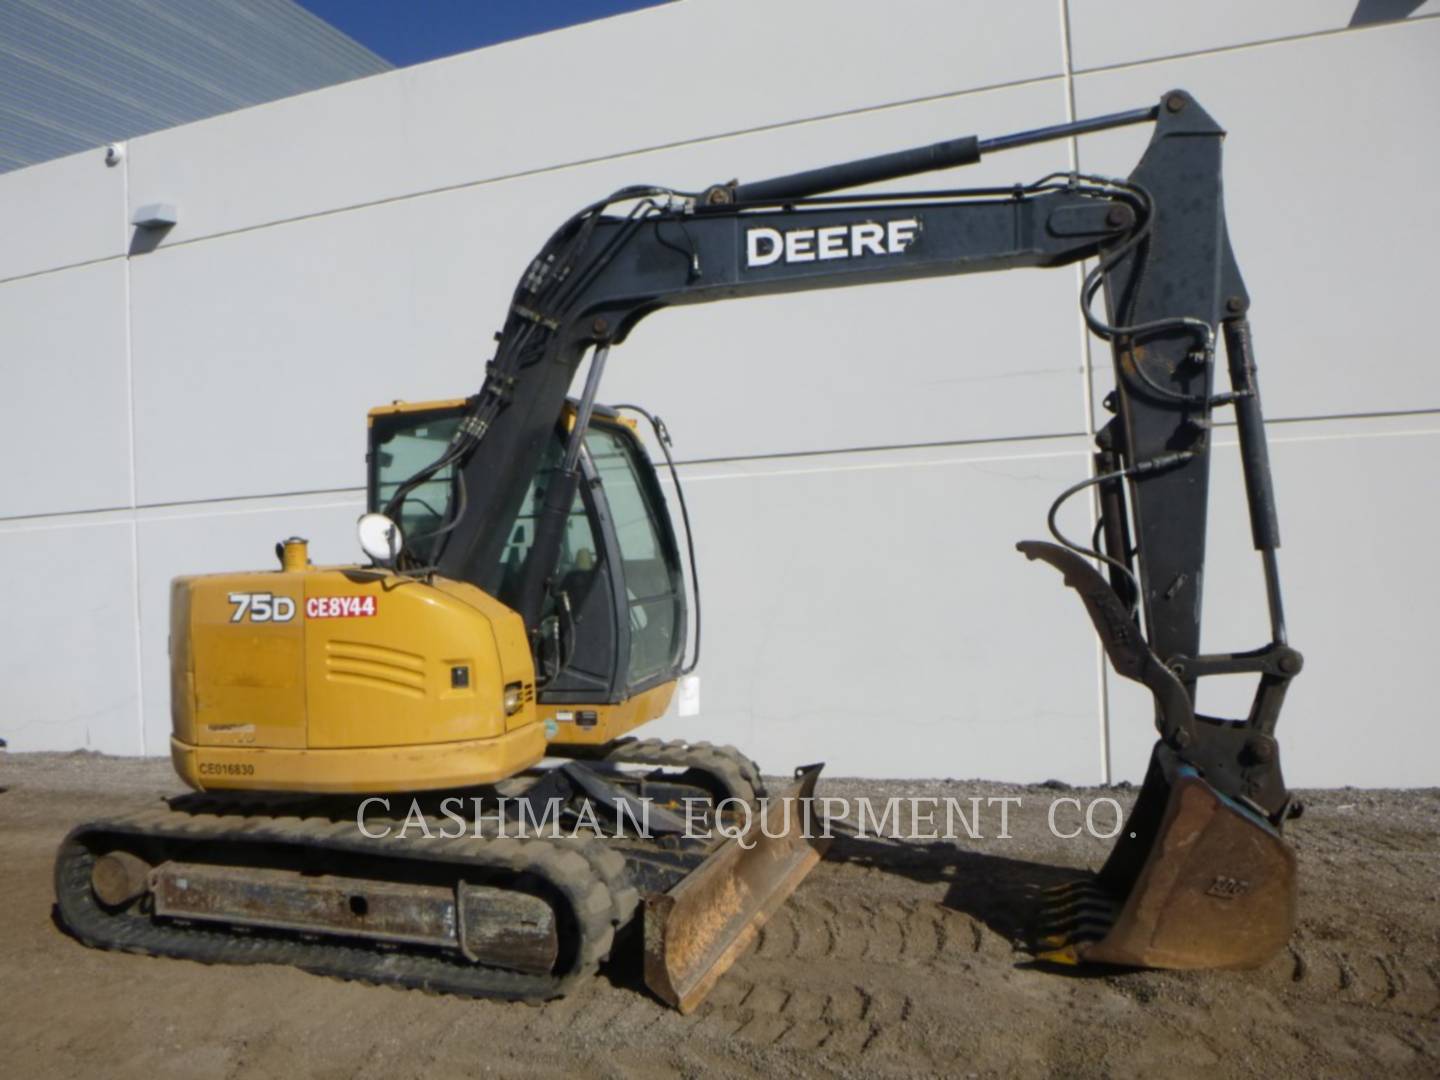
[357,512,404,566]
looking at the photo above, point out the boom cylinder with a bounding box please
[729,136,980,203]
[720,104,1159,204]
[516,345,611,630]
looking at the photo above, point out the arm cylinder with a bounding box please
[1095,449,1138,612]
[1224,316,1288,645]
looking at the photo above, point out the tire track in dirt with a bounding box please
[1285,942,1440,1015]
[754,894,985,969]
[684,894,993,1059]
[691,968,924,1058]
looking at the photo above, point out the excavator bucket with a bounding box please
[1017,541,1298,970]
[1035,746,1296,969]
[643,765,829,1012]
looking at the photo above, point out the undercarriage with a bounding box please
[56,741,823,1010]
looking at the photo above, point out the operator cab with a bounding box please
[367,400,690,721]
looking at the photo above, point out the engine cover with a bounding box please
[169,564,543,793]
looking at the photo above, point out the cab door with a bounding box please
[495,414,688,706]
[582,422,687,694]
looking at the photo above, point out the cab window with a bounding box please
[372,413,460,560]
[584,426,684,686]
[489,436,598,611]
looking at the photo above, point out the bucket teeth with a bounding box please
[1035,946,1082,965]
[1033,876,1119,959]
[1039,893,1117,917]
[1033,918,1111,956]
[1043,876,1108,897]
[1036,912,1115,938]
[1035,907,1115,935]
[1037,878,1117,925]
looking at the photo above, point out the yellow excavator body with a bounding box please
[168,552,677,791]
[169,556,549,793]
[541,681,677,748]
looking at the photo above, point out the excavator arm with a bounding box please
[390,90,1302,970]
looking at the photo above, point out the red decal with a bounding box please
[305,595,377,619]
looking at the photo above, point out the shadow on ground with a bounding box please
[819,828,1131,980]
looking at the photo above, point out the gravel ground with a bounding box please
[2,751,1437,1079]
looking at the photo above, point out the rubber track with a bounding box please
[598,737,767,803]
[552,835,640,932]
[54,805,618,1002]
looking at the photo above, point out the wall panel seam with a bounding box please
[121,72,1070,252]
[121,146,146,754]
[1060,0,1113,786]
[4,411,1437,529]
[0,252,126,289]
[1071,12,1440,79]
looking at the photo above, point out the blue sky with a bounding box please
[296,1,671,66]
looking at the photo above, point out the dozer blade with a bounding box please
[1037,745,1296,969]
[644,764,829,1012]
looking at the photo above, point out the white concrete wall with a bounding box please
[2,1,1436,786]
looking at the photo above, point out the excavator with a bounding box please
[55,90,1303,1012]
